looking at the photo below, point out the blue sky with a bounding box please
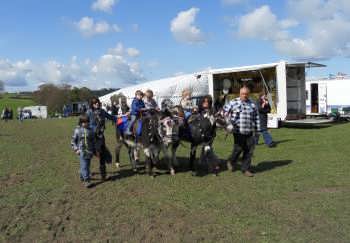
[1,0,350,91]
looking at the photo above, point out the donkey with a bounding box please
[138,111,163,177]
[115,114,142,173]
[178,96,221,176]
[157,101,184,175]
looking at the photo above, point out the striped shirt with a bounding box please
[223,98,261,135]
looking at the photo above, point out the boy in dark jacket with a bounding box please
[255,93,275,147]
[126,90,145,135]
[71,114,95,188]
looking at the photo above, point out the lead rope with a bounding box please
[84,128,87,147]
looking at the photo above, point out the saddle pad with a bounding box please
[184,111,192,120]
[116,116,129,134]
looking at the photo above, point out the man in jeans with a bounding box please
[224,86,260,177]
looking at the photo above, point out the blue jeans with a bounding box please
[79,153,91,181]
[256,129,273,146]
[126,115,137,134]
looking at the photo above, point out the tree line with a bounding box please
[32,83,117,115]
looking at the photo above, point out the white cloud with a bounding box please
[108,42,125,56]
[75,17,120,37]
[237,5,294,41]
[170,7,205,44]
[0,44,144,91]
[126,48,140,57]
[91,55,143,87]
[279,19,299,29]
[112,24,122,32]
[236,2,350,59]
[0,59,32,87]
[107,42,140,57]
[92,0,118,13]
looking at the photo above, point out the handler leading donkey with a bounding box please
[86,97,115,181]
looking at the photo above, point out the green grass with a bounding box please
[0,93,36,118]
[1,118,350,242]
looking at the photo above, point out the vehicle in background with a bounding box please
[306,74,350,118]
[22,106,48,119]
[63,102,88,117]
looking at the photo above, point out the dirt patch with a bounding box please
[0,172,25,191]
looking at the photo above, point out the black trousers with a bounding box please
[95,135,112,177]
[228,133,255,172]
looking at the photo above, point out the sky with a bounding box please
[1,0,350,92]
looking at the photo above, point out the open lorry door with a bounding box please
[318,83,327,114]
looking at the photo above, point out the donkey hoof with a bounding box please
[170,169,176,176]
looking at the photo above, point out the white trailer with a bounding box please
[100,61,325,122]
[306,75,350,115]
[22,106,48,119]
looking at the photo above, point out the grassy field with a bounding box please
[1,118,350,242]
[0,94,36,118]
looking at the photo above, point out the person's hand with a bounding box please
[75,150,80,155]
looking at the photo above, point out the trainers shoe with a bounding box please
[83,181,92,188]
[268,142,276,148]
[226,161,234,172]
[243,171,254,177]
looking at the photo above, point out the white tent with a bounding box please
[100,72,210,107]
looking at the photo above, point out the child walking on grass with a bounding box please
[71,114,95,188]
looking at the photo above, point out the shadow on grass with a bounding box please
[274,139,295,145]
[283,124,332,129]
[252,160,293,173]
[256,139,295,146]
[0,134,11,137]
[88,158,293,186]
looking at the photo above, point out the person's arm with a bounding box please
[254,106,261,133]
[152,99,160,110]
[103,109,117,122]
[265,103,271,113]
[131,100,139,114]
[91,130,96,153]
[71,128,80,153]
[223,100,236,114]
[258,99,271,114]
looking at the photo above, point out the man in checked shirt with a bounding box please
[223,86,261,177]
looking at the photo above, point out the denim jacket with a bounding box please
[71,126,95,159]
[131,98,145,116]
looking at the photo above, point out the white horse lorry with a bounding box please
[100,61,325,127]
[22,106,48,119]
[306,74,350,117]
